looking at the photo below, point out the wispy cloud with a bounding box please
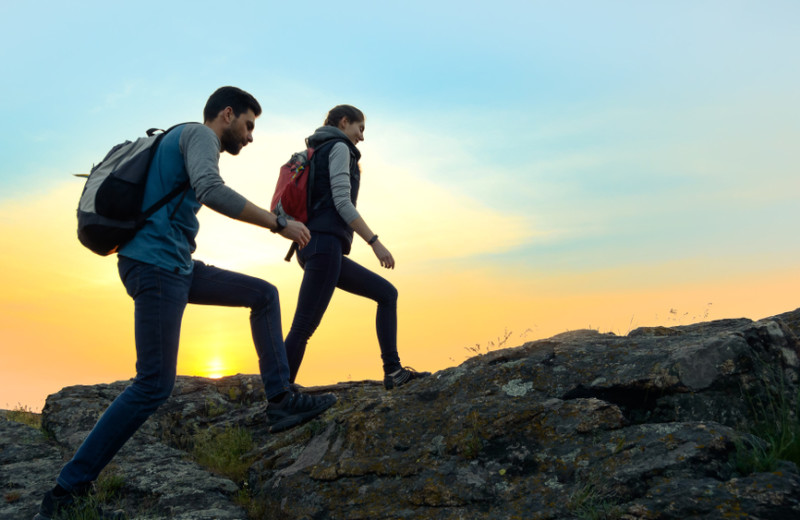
[88,82,140,114]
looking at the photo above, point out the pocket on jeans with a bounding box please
[118,258,142,297]
[298,236,319,266]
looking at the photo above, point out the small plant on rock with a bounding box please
[464,328,533,357]
[191,425,255,483]
[5,403,41,429]
[204,398,227,418]
[57,469,126,520]
[734,353,800,474]
[567,481,622,520]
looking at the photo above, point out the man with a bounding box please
[35,86,336,520]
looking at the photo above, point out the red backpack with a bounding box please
[271,139,348,223]
[271,148,316,223]
[271,140,349,260]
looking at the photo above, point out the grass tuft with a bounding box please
[734,355,800,474]
[4,403,41,429]
[56,469,126,520]
[464,327,533,357]
[567,482,622,520]
[191,425,255,483]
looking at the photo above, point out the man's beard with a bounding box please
[220,126,243,155]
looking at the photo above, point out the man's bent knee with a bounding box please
[252,280,279,312]
[127,377,175,408]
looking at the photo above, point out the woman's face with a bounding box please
[340,118,365,146]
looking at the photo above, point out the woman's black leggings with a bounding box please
[284,232,401,381]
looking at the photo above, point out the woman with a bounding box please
[284,105,429,389]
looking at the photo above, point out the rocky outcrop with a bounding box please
[1,417,64,519]
[3,309,800,519]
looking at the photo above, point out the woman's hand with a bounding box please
[372,240,395,269]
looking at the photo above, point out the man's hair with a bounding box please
[203,86,262,122]
[324,105,365,127]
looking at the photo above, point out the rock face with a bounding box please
[3,309,800,519]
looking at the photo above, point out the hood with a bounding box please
[306,126,361,160]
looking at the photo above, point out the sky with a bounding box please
[2,1,799,412]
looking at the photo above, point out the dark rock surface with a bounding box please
[3,309,800,519]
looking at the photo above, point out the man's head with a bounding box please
[204,86,261,122]
[204,86,262,155]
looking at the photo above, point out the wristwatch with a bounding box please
[272,215,287,233]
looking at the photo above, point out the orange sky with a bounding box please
[2,180,798,412]
[4,2,799,413]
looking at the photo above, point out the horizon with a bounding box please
[2,1,800,412]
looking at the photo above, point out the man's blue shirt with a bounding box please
[118,125,202,274]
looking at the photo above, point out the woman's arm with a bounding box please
[329,143,394,269]
[350,216,394,269]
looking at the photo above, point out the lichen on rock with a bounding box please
[4,310,800,519]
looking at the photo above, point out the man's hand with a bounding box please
[279,220,311,249]
[234,201,310,249]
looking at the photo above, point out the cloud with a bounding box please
[355,160,538,261]
[188,119,540,272]
[89,82,141,114]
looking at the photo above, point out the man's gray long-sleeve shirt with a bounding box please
[119,124,248,274]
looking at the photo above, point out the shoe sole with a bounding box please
[268,396,336,433]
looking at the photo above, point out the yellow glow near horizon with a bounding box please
[3,175,799,413]
[204,357,226,380]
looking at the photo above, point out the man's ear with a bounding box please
[215,106,235,125]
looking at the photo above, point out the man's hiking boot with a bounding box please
[384,367,431,389]
[34,487,127,520]
[267,391,337,433]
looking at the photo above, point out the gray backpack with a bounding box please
[76,124,192,256]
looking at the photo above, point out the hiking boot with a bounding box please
[34,487,127,520]
[267,391,337,433]
[384,367,431,389]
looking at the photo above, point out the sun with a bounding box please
[204,357,227,380]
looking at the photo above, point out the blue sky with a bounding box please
[2,0,799,295]
[2,1,800,409]
[4,2,798,263]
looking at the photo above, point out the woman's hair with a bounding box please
[324,105,365,127]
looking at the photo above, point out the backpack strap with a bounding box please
[136,123,197,227]
[284,241,298,262]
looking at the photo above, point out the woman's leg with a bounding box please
[284,234,343,382]
[336,257,401,374]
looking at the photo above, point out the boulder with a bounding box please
[3,309,800,519]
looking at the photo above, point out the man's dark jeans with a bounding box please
[57,257,290,490]
[284,232,401,382]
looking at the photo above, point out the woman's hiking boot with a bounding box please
[384,367,431,389]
